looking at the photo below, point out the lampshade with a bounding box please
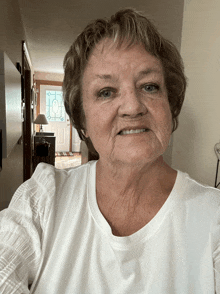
[34,114,48,125]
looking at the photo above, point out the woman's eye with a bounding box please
[142,84,159,93]
[98,88,115,99]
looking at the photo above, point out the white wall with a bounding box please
[172,0,220,186]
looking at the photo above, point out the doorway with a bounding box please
[40,84,69,152]
[36,82,81,153]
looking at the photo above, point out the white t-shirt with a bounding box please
[1,161,220,293]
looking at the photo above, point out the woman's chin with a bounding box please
[106,149,163,168]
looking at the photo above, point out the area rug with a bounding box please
[55,152,80,157]
[55,154,82,169]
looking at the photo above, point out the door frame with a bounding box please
[35,80,73,152]
[22,41,32,181]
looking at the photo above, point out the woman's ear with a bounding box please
[81,111,89,138]
[82,128,89,138]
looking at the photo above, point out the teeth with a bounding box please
[120,129,147,135]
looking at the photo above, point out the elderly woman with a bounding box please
[1,8,220,294]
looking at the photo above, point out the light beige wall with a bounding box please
[0,0,26,210]
[34,71,64,82]
[172,0,220,186]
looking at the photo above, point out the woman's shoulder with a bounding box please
[33,160,88,176]
[178,170,220,198]
[31,160,96,185]
[173,171,220,258]
[176,170,220,216]
[8,161,96,222]
[30,161,95,198]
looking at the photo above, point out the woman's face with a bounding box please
[82,39,172,167]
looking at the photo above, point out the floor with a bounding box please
[55,154,82,169]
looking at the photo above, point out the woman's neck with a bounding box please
[96,156,177,213]
[95,156,177,236]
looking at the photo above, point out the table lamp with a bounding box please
[34,114,48,133]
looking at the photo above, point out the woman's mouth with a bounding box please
[118,128,149,135]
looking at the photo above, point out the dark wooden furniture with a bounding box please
[32,135,56,172]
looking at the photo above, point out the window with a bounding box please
[46,90,66,122]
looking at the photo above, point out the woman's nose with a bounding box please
[118,88,147,118]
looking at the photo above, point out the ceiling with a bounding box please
[18,0,184,74]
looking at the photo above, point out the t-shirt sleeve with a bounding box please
[0,163,56,294]
[212,206,220,293]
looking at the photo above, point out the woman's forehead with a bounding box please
[85,39,163,77]
[90,38,145,57]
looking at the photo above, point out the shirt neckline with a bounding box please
[87,160,187,249]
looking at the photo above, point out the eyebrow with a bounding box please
[95,74,113,80]
[94,68,162,81]
[137,69,162,79]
